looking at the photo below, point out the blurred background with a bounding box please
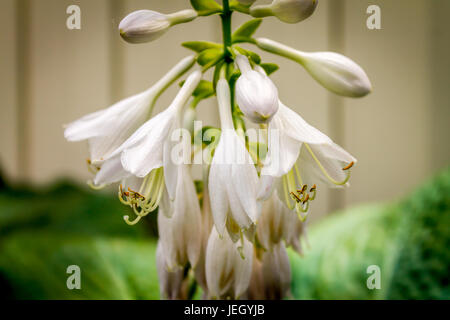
[0,0,448,299]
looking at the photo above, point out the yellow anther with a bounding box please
[290,191,302,203]
[343,161,354,171]
[119,168,165,226]
[302,193,310,204]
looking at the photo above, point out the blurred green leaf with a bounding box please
[290,167,450,300]
[0,233,159,299]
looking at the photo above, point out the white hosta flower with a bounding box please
[256,38,372,97]
[260,242,291,299]
[257,191,298,251]
[209,79,261,240]
[235,55,279,124]
[64,55,195,165]
[259,98,356,219]
[158,163,202,270]
[119,9,197,44]
[109,71,202,201]
[156,241,187,300]
[90,155,169,225]
[194,166,214,296]
[205,228,253,299]
[251,0,318,24]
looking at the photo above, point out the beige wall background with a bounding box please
[1,0,449,223]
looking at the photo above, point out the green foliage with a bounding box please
[0,181,159,299]
[386,168,450,299]
[190,0,222,16]
[0,233,159,299]
[232,19,262,43]
[0,167,448,300]
[290,167,450,300]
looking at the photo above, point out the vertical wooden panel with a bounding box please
[28,0,112,183]
[343,0,432,205]
[327,0,347,213]
[429,0,450,171]
[0,0,19,181]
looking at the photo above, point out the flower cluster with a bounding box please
[64,0,371,300]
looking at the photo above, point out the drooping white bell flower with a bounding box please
[208,78,261,240]
[108,70,202,201]
[157,162,202,271]
[64,55,195,165]
[260,242,292,299]
[89,154,169,225]
[258,99,356,219]
[256,191,298,252]
[251,0,318,24]
[156,241,187,300]
[119,9,197,44]
[194,166,214,297]
[256,38,372,97]
[205,228,253,299]
[235,55,279,124]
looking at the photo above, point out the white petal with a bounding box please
[208,153,229,235]
[277,102,333,145]
[158,165,202,269]
[118,110,175,177]
[233,236,253,298]
[257,174,276,201]
[156,241,184,300]
[262,114,301,177]
[163,122,180,201]
[93,156,130,185]
[64,91,148,142]
[229,132,260,223]
[299,143,355,188]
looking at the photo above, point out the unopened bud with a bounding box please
[251,0,318,24]
[235,55,279,124]
[256,38,372,97]
[119,9,197,44]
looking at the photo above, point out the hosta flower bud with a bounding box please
[235,55,279,124]
[119,9,197,44]
[251,0,318,24]
[256,38,372,97]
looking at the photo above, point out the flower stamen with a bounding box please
[118,167,165,225]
